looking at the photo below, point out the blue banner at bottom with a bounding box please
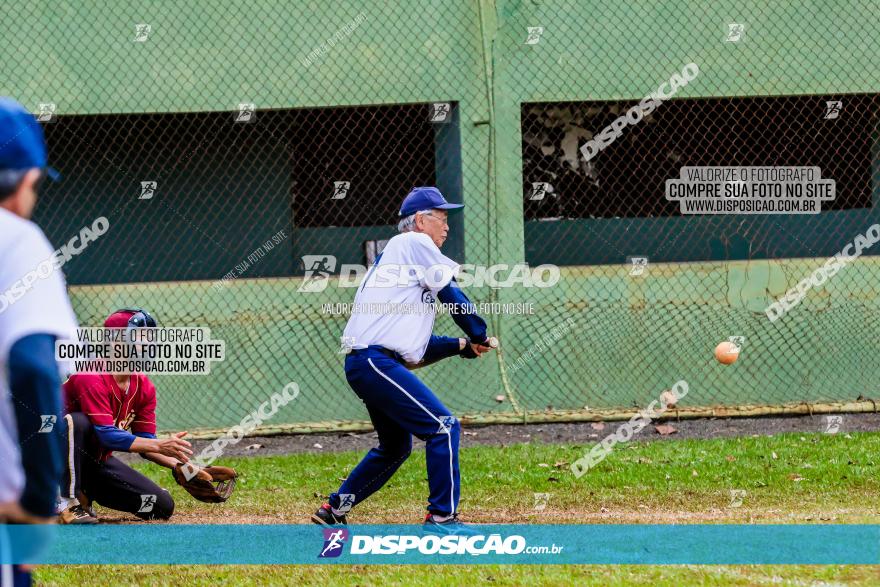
[2,524,877,565]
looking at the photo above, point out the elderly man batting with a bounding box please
[311,186,495,533]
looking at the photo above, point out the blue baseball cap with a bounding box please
[0,97,59,190]
[399,186,464,216]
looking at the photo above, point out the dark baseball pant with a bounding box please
[329,349,460,516]
[59,412,174,520]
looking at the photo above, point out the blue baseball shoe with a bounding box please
[423,513,479,535]
[311,503,347,526]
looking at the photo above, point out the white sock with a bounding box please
[430,513,454,522]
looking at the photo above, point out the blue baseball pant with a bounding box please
[329,348,460,515]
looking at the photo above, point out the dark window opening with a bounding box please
[522,94,877,220]
[35,103,448,285]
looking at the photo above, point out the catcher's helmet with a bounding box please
[104,307,157,328]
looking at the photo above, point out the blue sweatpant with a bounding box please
[329,349,461,515]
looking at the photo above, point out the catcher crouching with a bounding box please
[57,308,236,524]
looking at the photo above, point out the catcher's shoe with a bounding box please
[77,492,96,517]
[59,504,98,525]
[423,513,478,536]
[311,503,347,526]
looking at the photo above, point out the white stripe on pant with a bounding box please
[64,414,75,499]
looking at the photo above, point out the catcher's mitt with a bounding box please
[172,463,237,503]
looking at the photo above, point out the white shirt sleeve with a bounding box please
[0,223,78,360]
[407,232,460,293]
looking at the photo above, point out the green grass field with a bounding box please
[35,430,880,585]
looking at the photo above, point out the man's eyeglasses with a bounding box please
[421,213,449,226]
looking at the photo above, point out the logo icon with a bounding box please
[728,489,746,508]
[139,181,157,200]
[235,103,256,123]
[533,492,551,511]
[421,289,436,304]
[824,100,842,120]
[727,336,745,352]
[628,256,649,276]
[180,462,202,482]
[298,255,337,292]
[429,103,451,123]
[38,415,57,433]
[824,415,843,434]
[134,24,151,42]
[36,103,57,123]
[339,336,356,354]
[525,26,544,45]
[331,181,350,200]
[138,494,157,513]
[726,23,744,42]
[437,415,456,434]
[319,528,349,558]
[528,182,553,201]
[337,494,355,514]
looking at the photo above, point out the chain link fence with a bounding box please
[4,1,879,435]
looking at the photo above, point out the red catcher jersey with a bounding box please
[62,373,157,460]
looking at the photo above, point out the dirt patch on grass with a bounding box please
[97,506,880,526]
[141,412,880,461]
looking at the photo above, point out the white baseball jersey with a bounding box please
[0,208,78,505]
[342,231,459,363]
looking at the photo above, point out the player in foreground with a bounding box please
[57,308,236,524]
[0,97,78,587]
[311,187,495,533]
